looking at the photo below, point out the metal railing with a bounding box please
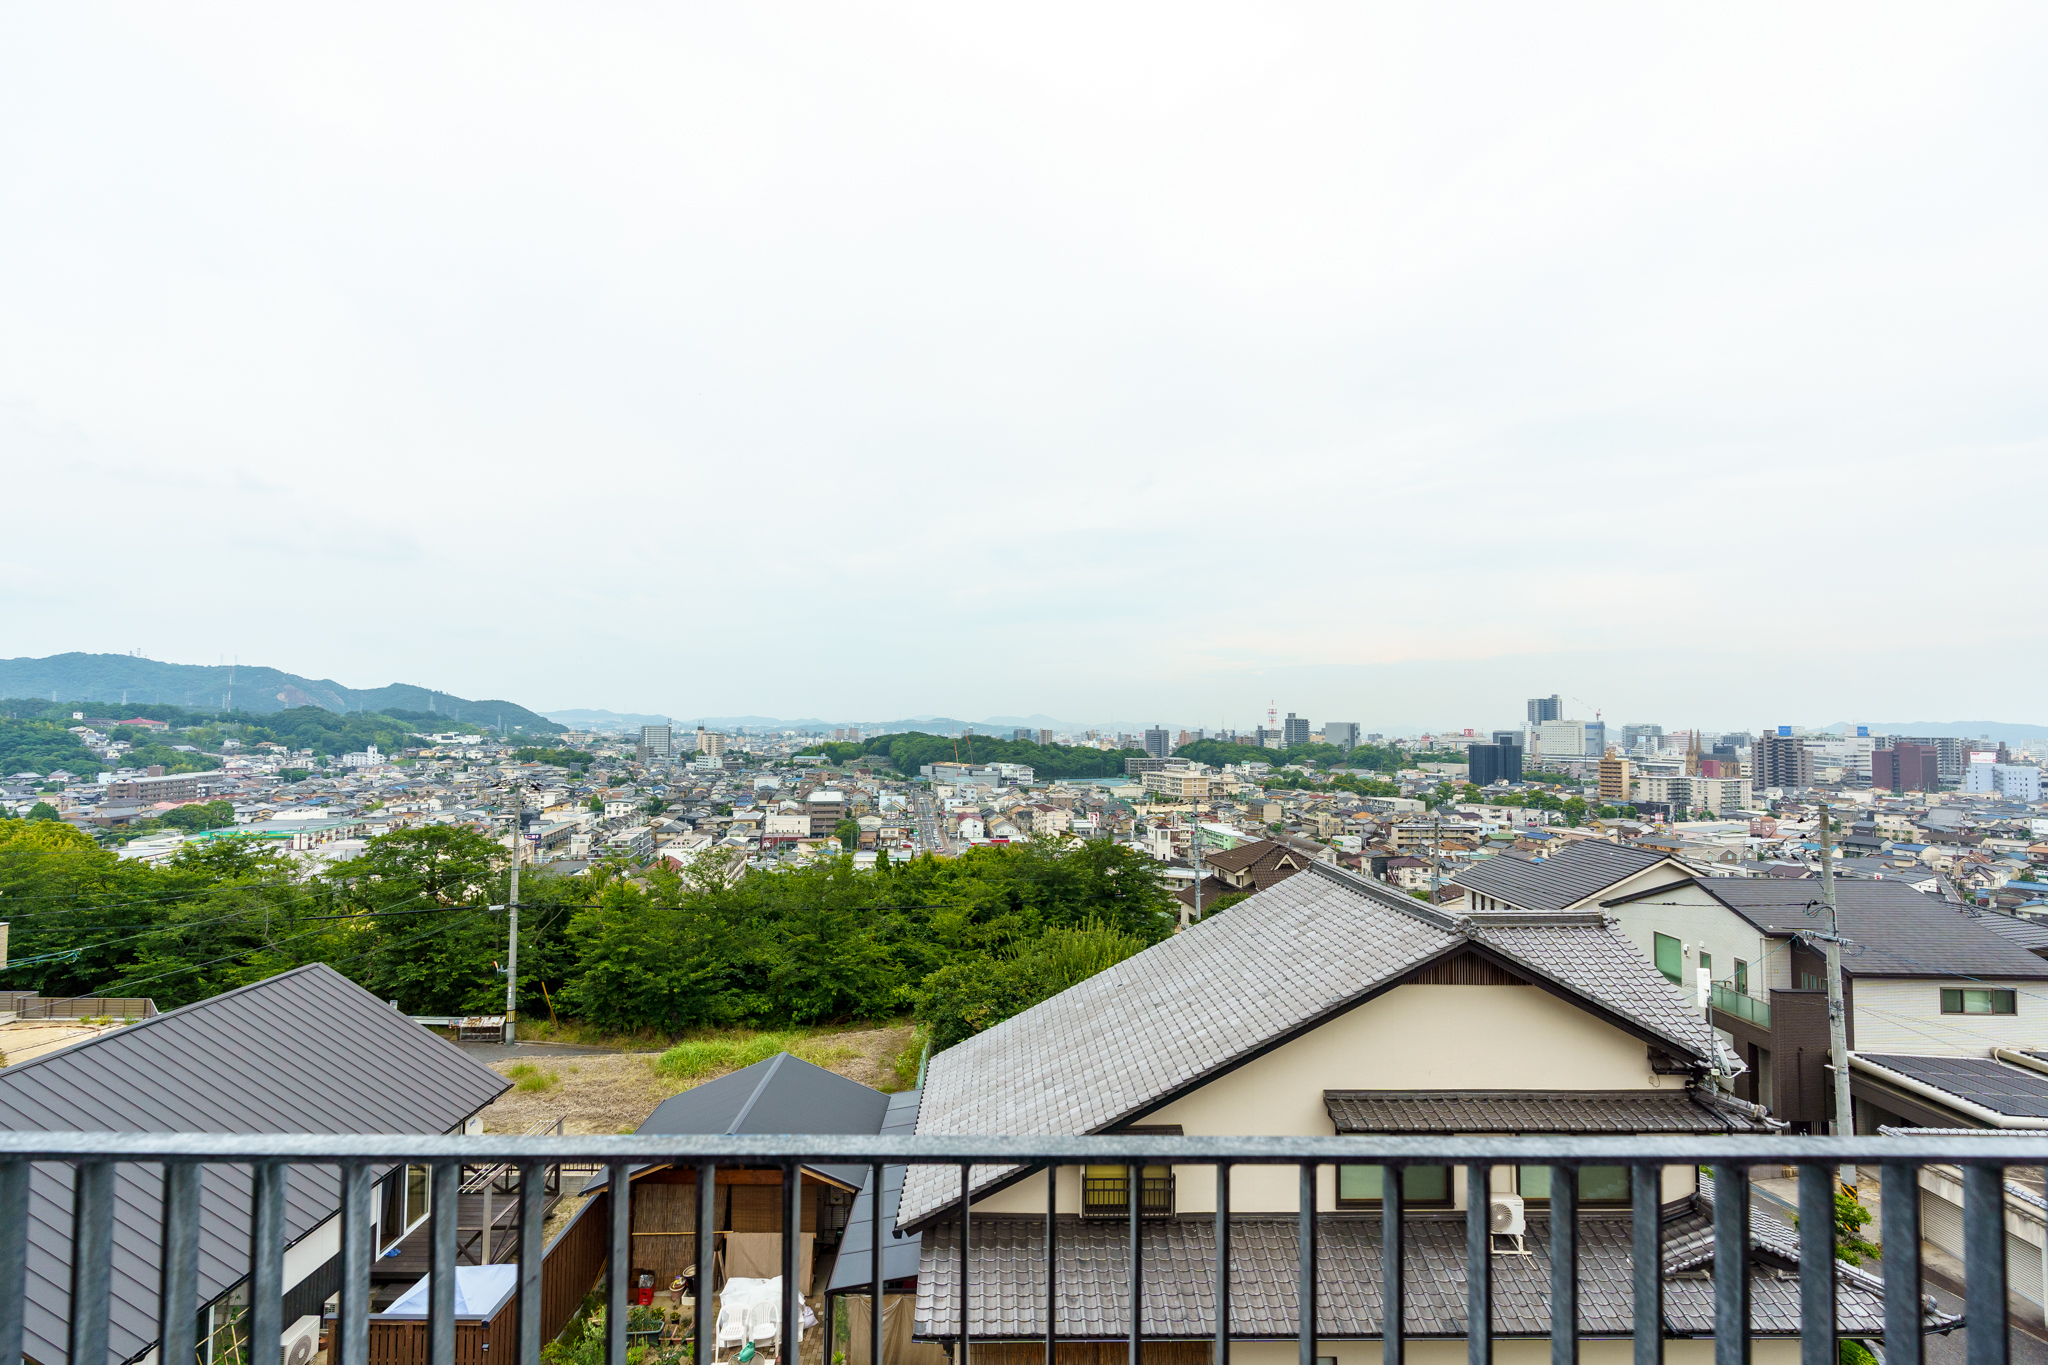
[1710,983,1771,1029]
[0,1131,2029,1365]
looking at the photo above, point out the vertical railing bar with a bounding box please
[693,1161,714,1365]
[431,1161,460,1365]
[1964,1164,2008,1365]
[1215,1162,1231,1365]
[1549,1163,1578,1365]
[1127,1160,1142,1365]
[1631,1164,1662,1365]
[1383,1162,1404,1365]
[1711,1163,1749,1365]
[877,1161,890,1365]
[249,1161,287,1365]
[69,1160,114,1365]
[1298,1163,1316,1365]
[517,1161,545,1365]
[1797,1164,1834,1365]
[339,1163,372,1365]
[1467,1162,1492,1365]
[159,1162,202,1365]
[959,1162,973,1365]
[781,1162,800,1365]
[0,1159,31,1365]
[607,1161,631,1365]
[1046,1163,1058,1365]
[1880,1163,1922,1365]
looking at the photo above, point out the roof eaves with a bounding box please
[1305,860,1466,931]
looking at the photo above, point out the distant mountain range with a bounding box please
[0,653,564,733]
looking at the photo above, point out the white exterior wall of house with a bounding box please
[968,982,1698,1219]
[1848,978,2048,1053]
[1601,884,1786,997]
[1229,1339,1794,1365]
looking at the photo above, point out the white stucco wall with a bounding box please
[1604,884,1782,999]
[1850,978,2048,1053]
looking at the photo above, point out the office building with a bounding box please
[1283,712,1310,747]
[1620,724,1663,751]
[1884,735,1967,785]
[1527,695,1562,724]
[1537,719,1587,759]
[1598,751,1632,804]
[1583,720,1607,757]
[1965,759,2043,802]
[1752,729,1813,791]
[1467,742,1522,786]
[1490,731,1520,749]
[1144,727,1171,759]
[695,727,726,757]
[638,724,672,761]
[1324,721,1360,750]
[1870,743,1938,792]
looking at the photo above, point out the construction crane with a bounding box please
[1573,696,1602,722]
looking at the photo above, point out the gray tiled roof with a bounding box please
[1855,1053,2048,1119]
[0,964,510,1365]
[1697,880,2048,979]
[1449,842,1674,913]
[901,866,1730,1230]
[912,1206,1898,1339]
[1324,1089,1769,1134]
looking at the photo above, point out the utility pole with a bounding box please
[504,785,521,1045]
[1816,798,1855,1184]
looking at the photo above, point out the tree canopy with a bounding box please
[799,731,1147,779]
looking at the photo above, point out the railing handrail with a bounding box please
[3,1129,2046,1163]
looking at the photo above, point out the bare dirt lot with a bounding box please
[474,1023,918,1137]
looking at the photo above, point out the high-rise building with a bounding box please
[1537,719,1587,758]
[1583,720,1607,757]
[1526,695,1562,724]
[1882,735,1967,785]
[1039,729,1055,745]
[1283,713,1311,747]
[1143,727,1171,759]
[1964,758,2043,801]
[1468,742,1523,786]
[1325,721,1360,750]
[1752,728,1813,791]
[695,726,727,757]
[638,724,672,760]
[1872,743,1939,792]
[1620,724,1663,751]
[1598,751,1632,803]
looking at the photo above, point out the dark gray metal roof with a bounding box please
[1323,1089,1771,1135]
[1448,842,1673,914]
[824,1089,926,1294]
[1697,879,2048,979]
[1855,1054,2048,1119]
[597,1052,892,1192]
[0,963,510,1365]
[1961,907,2048,956]
[899,864,1728,1230]
[911,1203,1901,1339]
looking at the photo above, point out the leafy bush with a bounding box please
[918,922,1145,1052]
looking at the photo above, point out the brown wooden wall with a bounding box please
[542,1188,614,1346]
[367,1298,519,1365]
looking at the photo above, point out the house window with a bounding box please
[1336,1165,1452,1207]
[1082,1163,1175,1218]
[1941,988,2016,1015]
[1654,933,1682,984]
[1518,1166,1629,1206]
[381,1164,433,1250]
[1734,959,1748,994]
[1799,971,1825,991]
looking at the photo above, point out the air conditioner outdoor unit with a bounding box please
[1488,1193,1525,1236]
[281,1314,321,1365]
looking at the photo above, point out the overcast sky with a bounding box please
[4,4,2044,732]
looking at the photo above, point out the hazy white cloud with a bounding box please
[3,2,2045,730]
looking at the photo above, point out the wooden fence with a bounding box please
[541,1187,612,1346]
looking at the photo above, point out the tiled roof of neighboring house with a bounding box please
[0,964,510,1365]
[1690,880,2048,979]
[1323,1088,1770,1134]
[1962,907,2048,957]
[1447,841,1673,913]
[899,864,1726,1230]
[1853,1054,2048,1120]
[1201,838,1315,875]
[1172,875,1235,909]
[912,1202,1909,1340]
[824,1088,926,1294]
